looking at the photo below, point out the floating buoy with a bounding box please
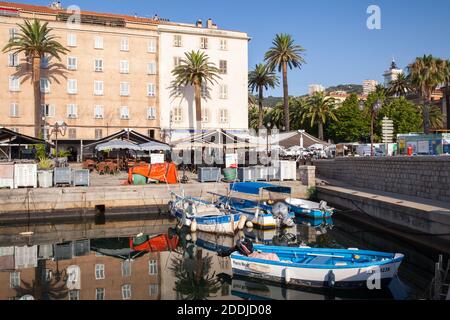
[246,221,253,228]
[237,215,247,230]
[191,233,197,243]
[186,234,192,241]
[190,220,197,233]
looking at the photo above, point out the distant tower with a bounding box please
[383,57,403,88]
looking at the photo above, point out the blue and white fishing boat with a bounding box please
[213,182,295,229]
[285,198,334,219]
[169,193,246,235]
[231,245,404,289]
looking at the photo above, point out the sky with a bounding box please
[9,0,450,96]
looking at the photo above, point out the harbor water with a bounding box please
[0,212,441,300]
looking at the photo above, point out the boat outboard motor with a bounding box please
[319,200,328,211]
[272,202,295,227]
[217,237,254,257]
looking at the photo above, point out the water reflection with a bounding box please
[0,216,432,300]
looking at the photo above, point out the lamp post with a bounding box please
[360,99,382,156]
[50,120,68,158]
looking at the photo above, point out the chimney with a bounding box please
[196,19,202,28]
[207,18,213,28]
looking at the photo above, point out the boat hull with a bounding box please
[231,245,404,289]
[290,206,332,219]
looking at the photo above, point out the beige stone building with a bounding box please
[0,1,161,158]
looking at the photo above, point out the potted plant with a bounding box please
[37,156,55,188]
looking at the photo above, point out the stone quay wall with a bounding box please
[314,157,450,203]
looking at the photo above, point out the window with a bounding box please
[120,38,129,51]
[219,60,227,74]
[67,33,77,47]
[40,55,49,69]
[147,107,156,120]
[40,78,50,93]
[220,84,228,99]
[121,284,131,300]
[10,103,19,117]
[9,28,18,40]
[94,36,103,49]
[10,128,19,133]
[67,79,77,94]
[67,57,77,70]
[120,82,130,96]
[94,59,103,72]
[201,108,208,123]
[219,109,229,123]
[147,62,157,75]
[120,60,129,74]
[148,39,156,53]
[68,290,79,300]
[94,105,104,119]
[95,129,103,139]
[121,260,132,277]
[201,83,207,98]
[173,57,182,68]
[173,35,182,47]
[149,284,159,296]
[67,104,77,118]
[120,106,130,119]
[8,53,19,67]
[95,264,105,280]
[9,76,20,91]
[95,288,105,300]
[172,108,182,122]
[68,128,76,139]
[148,129,155,139]
[10,272,20,288]
[41,104,55,117]
[147,83,155,97]
[94,81,104,95]
[148,260,157,275]
[200,37,208,49]
[220,39,228,50]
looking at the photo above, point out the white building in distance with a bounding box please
[363,80,378,95]
[383,58,403,88]
[158,18,249,143]
[308,84,325,96]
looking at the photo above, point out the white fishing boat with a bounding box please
[285,198,334,219]
[169,193,246,235]
[231,245,404,289]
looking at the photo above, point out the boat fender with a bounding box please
[191,233,197,243]
[190,220,197,233]
[186,234,192,241]
[326,270,336,288]
[246,221,254,228]
[168,201,173,211]
[284,268,291,283]
[237,215,247,230]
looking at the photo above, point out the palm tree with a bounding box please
[289,97,309,130]
[3,19,69,137]
[248,64,279,129]
[442,60,450,129]
[172,50,221,132]
[408,55,446,133]
[265,34,306,131]
[388,73,412,97]
[302,92,338,141]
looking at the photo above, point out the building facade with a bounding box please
[0,2,249,157]
[362,79,378,95]
[383,58,403,88]
[158,19,249,143]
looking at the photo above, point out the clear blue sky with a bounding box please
[12,0,450,96]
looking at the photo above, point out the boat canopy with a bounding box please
[230,182,291,195]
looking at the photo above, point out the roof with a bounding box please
[83,129,168,149]
[0,127,51,145]
[0,1,163,25]
[277,131,330,149]
[230,182,291,195]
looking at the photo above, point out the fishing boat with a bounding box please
[130,233,179,252]
[213,182,295,229]
[285,198,334,219]
[231,245,404,289]
[169,193,245,235]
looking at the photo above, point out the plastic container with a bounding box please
[72,169,90,187]
[0,162,14,189]
[197,167,221,182]
[222,168,237,182]
[37,170,53,188]
[238,167,257,182]
[133,174,147,185]
[14,163,37,188]
[54,167,71,186]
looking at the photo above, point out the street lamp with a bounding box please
[360,99,382,156]
[49,120,68,158]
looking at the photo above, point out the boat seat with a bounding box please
[308,256,331,265]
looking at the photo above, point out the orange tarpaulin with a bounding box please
[129,234,179,252]
[127,162,178,184]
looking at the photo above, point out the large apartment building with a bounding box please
[0,1,249,156]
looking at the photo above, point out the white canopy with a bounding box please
[96,139,141,151]
[139,141,171,151]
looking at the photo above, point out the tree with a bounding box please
[302,92,338,141]
[289,97,309,130]
[172,50,221,131]
[408,55,446,133]
[326,94,370,143]
[388,73,412,97]
[377,97,422,136]
[248,64,279,129]
[3,19,69,137]
[442,60,450,129]
[265,34,306,131]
